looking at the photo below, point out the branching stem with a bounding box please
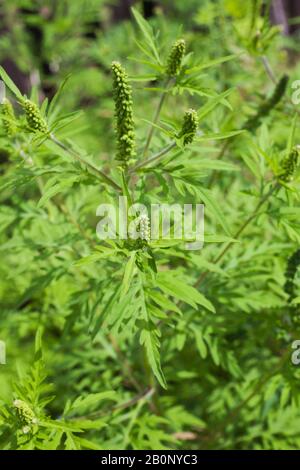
[130,141,176,172]
[142,78,172,159]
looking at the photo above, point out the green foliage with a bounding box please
[1,0,300,451]
[0,330,115,450]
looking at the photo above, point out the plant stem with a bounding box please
[142,78,172,159]
[207,140,230,188]
[50,134,121,192]
[261,55,276,84]
[130,141,176,172]
[194,182,280,288]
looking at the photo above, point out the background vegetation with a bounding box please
[0,0,300,450]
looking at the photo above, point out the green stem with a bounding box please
[207,140,230,188]
[142,78,172,159]
[50,134,121,192]
[261,55,276,84]
[121,169,133,206]
[130,141,176,172]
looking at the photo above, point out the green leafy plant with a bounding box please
[1,1,300,451]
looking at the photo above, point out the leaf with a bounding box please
[37,176,79,208]
[195,130,244,142]
[198,89,234,121]
[205,234,238,243]
[75,437,102,450]
[148,290,182,314]
[74,248,118,266]
[157,272,215,312]
[189,255,229,276]
[141,118,173,137]
[190,325,208,359]
[131,7,160,63]
[128,56,163,73]
[182,160,239,172]
[0,66,23,99]
[40,420,82,433]
[65,433,80,449]
[121,252,137,297]
[185,54,240,74]
[197,187,232,236]
[240,152,261,179]
[286,113,298,156]
[140,327,167,389]
[48,74,71,117]
[138,274,167,388]
[34,327,43,357]
[129,75,158,82]
[133,38,157,62]
[91,289,120,338]
[70,391,117,413]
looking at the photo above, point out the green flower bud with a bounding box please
[111,62,135,167]
[279,147,299,182]
[284,249,300,326]
[245,75,289,132]
[178,108,198,145]
[1,98,17,135]
[22,98,48,133]
[13,399,37,428]
[269,74,289,108]
[284,249,300,302]
[166,39,186,77]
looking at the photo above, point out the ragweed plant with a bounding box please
[1,2,300,452]
[285,249,300,304]
[245,74,289,131]
[1,98,17,136]
[178,109,199,145]
[279,147,299,183]
[166,39,186,77]
[111,61,135,167]
[22,99,48,134]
